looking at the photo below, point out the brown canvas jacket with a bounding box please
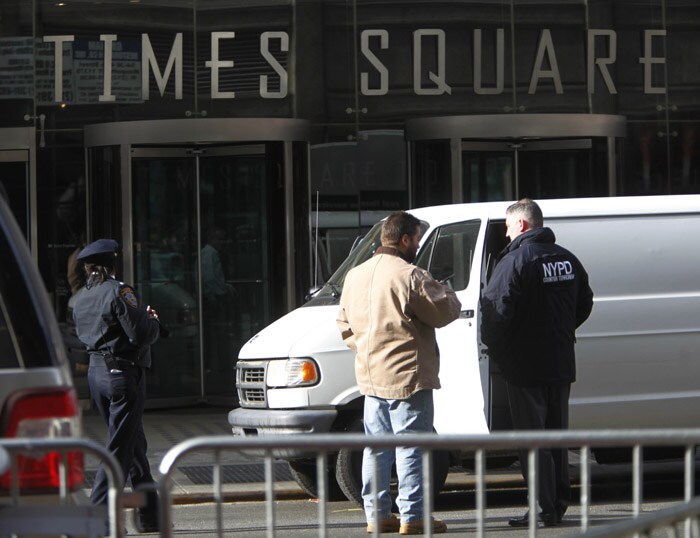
[336,250,461,400]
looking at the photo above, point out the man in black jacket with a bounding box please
[480,198,594,527]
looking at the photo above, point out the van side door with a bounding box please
[416,219,489,434]
[479,219,511,431]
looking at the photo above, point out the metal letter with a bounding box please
[413,29,452,95]
[361,30,389,96]
[587,30,617,94]
[260,31,289,99]
[474,28,504,95]
[639,29,666,95]
[141,33,183,100]
[99,34,117,102]
[206,32,236,99]
[528,29,563,94]
[44,35,75,102]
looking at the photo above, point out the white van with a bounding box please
[228,194,700,503]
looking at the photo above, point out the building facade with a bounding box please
[1,0,697,405]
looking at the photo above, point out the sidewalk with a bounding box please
[81,404,310,503]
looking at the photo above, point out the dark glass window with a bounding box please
[416,219,481,291]
[0,206,53,368]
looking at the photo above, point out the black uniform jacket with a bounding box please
[73,277,161,368]
[480,227,594,386]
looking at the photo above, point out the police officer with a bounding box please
[480,199,593,528]
[73,239,163,533]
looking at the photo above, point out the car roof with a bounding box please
[408,194,700,228]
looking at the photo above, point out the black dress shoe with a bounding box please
[508,511,559,528]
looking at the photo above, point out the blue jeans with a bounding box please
[362,390,434,523]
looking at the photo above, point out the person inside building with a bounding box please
[201,226,237,374]
[336,211,461,535]
[480,198,594,528]
[72,238,165,533]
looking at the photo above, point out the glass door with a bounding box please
[131,145,268,402]
[198,146,268,397]
[132,148,200,400]
[462,139,607,202]
[0,150,30,243]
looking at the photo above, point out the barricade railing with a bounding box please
[158,429,700,538]
[0,438,124,538]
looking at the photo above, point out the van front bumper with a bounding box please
[227,408,338,458]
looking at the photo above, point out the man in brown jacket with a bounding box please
[337,211,461,535]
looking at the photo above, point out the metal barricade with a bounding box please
[0,438,124,538]
[158,429,700,538]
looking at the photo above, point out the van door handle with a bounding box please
[460,310,474,319]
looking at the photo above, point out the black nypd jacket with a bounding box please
[73,277,161,368]
[480,227,594,386]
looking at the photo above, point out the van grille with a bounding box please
[241,368,265,384]
[236,361,267,408]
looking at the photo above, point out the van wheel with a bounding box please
[334,418,451,506]
[335,418,365,505]
[288,458,346,501]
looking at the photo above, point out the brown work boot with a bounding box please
[366,514,401,533]
[399,517,447,535]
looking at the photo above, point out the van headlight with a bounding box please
[267,358,320,387]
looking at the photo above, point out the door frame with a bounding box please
[0,127,36,259]
[406,114,626,202]
[84,118,310,303]
[130,144,268,401]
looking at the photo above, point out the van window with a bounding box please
[310,218,431,301]
[417,220,481,291]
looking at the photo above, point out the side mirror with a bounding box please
[305,286,321,302]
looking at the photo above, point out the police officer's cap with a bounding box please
[77,238,119,262]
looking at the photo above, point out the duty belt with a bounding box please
[90,351,137,370]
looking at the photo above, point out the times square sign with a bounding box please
[1,28,668,105]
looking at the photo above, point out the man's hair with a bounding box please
[381,211,421,246]
[506,198,544,228]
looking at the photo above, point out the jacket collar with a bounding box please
[504,226,556,254]
[374,245,412,263]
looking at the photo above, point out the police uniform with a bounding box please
[72,239,161,532]
[481,226,593,527]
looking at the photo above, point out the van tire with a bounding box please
[335,418,365,505]
[334,418,451,506]
[288,459,346,501]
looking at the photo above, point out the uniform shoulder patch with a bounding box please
[119,286,139,308]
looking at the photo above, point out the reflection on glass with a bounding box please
[421,220,481,291]
[0,161,28,241]
[199,153,268,397]
[132,156,200,398]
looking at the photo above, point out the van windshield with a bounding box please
[306,219,430,305]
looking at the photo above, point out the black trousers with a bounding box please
[88,358,156,511]
[506,382,571,515]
